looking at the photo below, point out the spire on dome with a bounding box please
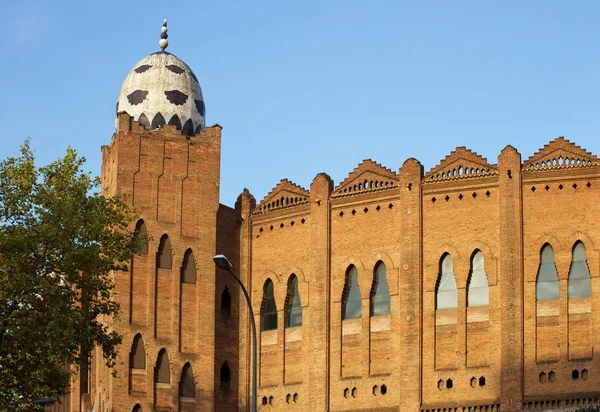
[159,19,168,51]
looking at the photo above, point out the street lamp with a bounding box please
[213,254,257,412]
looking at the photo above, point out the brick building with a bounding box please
[63,22,600,412]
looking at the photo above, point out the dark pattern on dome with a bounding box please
[164,90,188,106]
[189,70,199,84]
[127,90,148,105]
[151,113,166,129]
[166,65,184,74]
[134,64,152,73]
[194,99,206,117]
[168,114,182,130]
[138,113,150,129]
[116,101,119,114]
[182,119,194,136]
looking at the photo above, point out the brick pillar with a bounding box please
[309,173,333,411]
[498,146,523,411]
[398,158,423,412]
[236,190,256,411]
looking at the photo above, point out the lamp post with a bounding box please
[213,254,257,412]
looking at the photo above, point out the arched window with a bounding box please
[129,334,146,369]
[221,287,231,321]
[181,249,196,284]
[157,235,172,269]
[132,404,142,412]
[285,275,302,327]
[536,244,559,301]
[436,254,457,309]
[220,362,231,394]
[370,262,390,316]
[467,251,489,306]
[179,363,195,398]
[342,265,362,320]
[134,220,148,255]
[155,349,170,383]
[569,242,591,298]
[261,280,277,331]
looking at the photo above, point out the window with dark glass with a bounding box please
[261,280,277,331]
[129,334,146,369]
[156,235,172,269]
[467,251,489,306]
[436,254,457,309]
[134,220,148,255]
[221,287,231,321]
[536,244,559,301]
[181,249,196,284]
[569,242,591,298]
[179,363,195,398]
[155,349,170,383]
[220,362,231,394]
[370,262,390,316]
[285,275,302,327]
[342,266,362,320]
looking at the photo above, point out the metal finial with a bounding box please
[159,19,169,51]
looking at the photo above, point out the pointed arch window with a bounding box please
[569,242,591,298]
[436,254,457,309]
[155,349,170,383]
[221,287,231,321]
[134,220,148,255]
[467,251,489,306]
[342,265,362,320]
[536,244,559,301]
[220,362,231,394]
[132,405,142,412]
[285,275,302,327]
[129,334,146,369]
[370,262,390,316]
[179,363,195,398]
[261,280,277,331]
[181,249,196,284]
[157,235,172,269]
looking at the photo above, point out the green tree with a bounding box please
[0,141,140,408]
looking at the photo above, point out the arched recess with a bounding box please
[138,113,150,129]
[434,253,458,370]
[154,349,170,383]
[536,244,559,301]
[568,242,591,298]
[535,244,561,362]
[221,287,231,321]
[285,275,302,327]
[342,265,362,320]
[261,279,277,331]
[134,219,148,255]
[567,241,593,360]
[467,251,489,307]
[156,235,172,269]
[129,334,146,369]
[182,119,194,136]
[151,112,166,129]
[180,249,196,284]
[466,250,490,367]
[168,114,182,130]
[370,261,390,317]
[132,404,142,412]
[436,254,457,310]
[220,362,231,394]
[179,363,195,398]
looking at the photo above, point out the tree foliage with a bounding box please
[0,141,140,407]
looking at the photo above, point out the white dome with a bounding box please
[116,51,205,135]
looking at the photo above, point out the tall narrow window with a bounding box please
[181,249,196,284]
[537,244,559,301]
[370,262,391,316]
[261,280,277,331]
[569,242,591,298]
[220,362,231,394]
[129,334,146,369]
[179,363,195,398]
[285,275,302,327]
[221,287,231,321]
[342,265,362,319]
[157,235,172,269]
[436,254,457,309]
[135,220,148,255]
[467,251,489,306]
[155,349,170,383]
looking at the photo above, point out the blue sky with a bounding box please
[2,1,600,206]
